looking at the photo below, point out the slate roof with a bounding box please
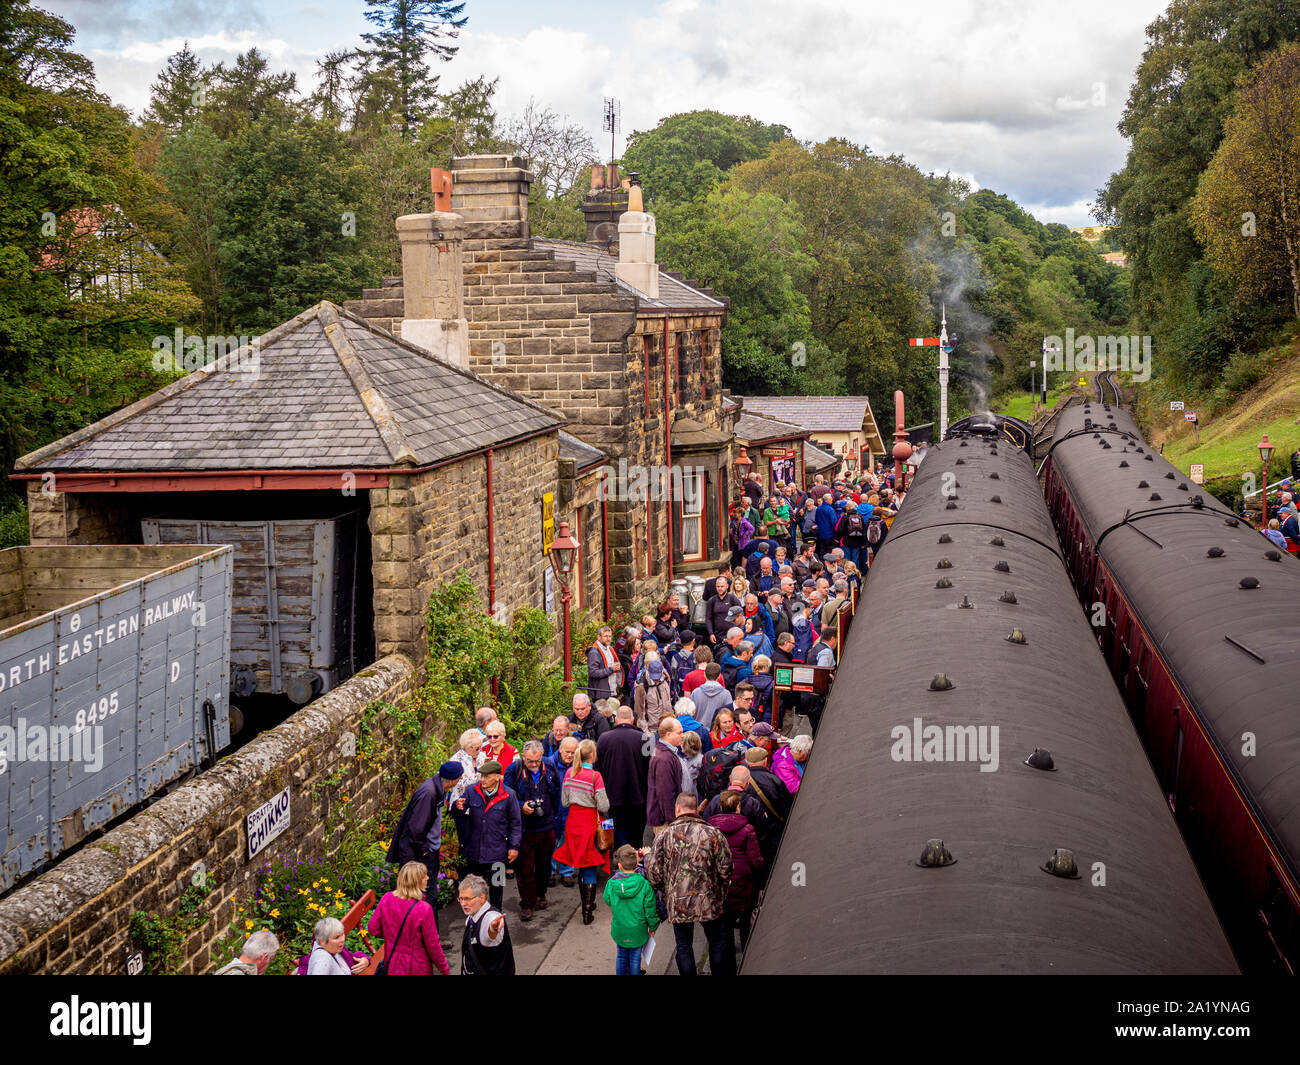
[17,302,563,472]
[535,239,728,312]
[803,440,839,473]
[558,431,606,473]
[739,395,885,451]
[733,411,810,446]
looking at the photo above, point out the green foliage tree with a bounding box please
[360,0,467,135]
[0,1,199,496]
[1192,42,1300,318]
[141,42,205,131]
[1096,0,1300,383]
[622,110,790,207]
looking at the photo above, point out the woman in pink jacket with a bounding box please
[367,861,450,975]
[771,734,813,794]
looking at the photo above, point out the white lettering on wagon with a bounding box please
[0,591,198,694]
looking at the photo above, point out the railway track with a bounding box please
[1094,369,1121,406]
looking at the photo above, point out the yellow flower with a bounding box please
[244,920,254,930]
[270,909,280,918]
[312,882,320,888]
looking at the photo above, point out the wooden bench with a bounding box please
[288,889,384,975]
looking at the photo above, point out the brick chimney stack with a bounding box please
[395,212,469,368]
[615,176,658,299]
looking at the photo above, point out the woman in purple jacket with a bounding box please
[707,790,765,975]
[367,862,450,975]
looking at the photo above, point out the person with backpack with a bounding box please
[834,499,869,570]
[789,605,817,663]
[690,662,734,729]
[743,662,773,724]
[604,845,661,975]
[707,790,765,973]
[666,629,697,698]
[633,651,675,733]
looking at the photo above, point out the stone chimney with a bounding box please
[395,212,468,368]
[582,163,630,247]
[615,177,658,299]
[449,154,532,242]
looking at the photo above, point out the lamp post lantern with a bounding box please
[1259,434,1274,528]
[548,520,580,683]
[734,447,753,487]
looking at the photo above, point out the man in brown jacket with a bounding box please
[647,793,734,975]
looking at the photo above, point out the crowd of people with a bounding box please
[220,465,899,977]
[1262,485,1300,551]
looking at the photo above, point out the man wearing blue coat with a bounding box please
[814,496,839,558]
[451,759,521,912]
[503,742,563,920]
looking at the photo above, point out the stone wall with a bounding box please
[26,485,138,546]
[370,434,561,663]
[0,654,415,975]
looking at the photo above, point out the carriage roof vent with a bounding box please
[1149,492,1162,501]
[917,839,956,867]
[1265,550,1282,562]
[1006,628,1027,644]
[1118,461,1129,468]
[1041,848,1082,879]
[946,501,958,509]
[994,560,1011,572]
[1165,472,1175,480]
[999,590,1017,604]
[958,595,973,609]
[1225,518,1239,527]
[938,534,952,543]
[1240,576,1260,589]
[989,471,999,479]
[1024,747,1055,771]
[1207,547,1224,558]
[990,536,1004,546]
[937,558,953,569]
[935,576,953,588]
[1137,480,1148,488]
[929,673,955,692]
[990,495,1002,503]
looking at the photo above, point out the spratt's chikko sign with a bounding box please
[247,786,291,859]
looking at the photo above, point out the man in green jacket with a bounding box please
[604,845,661,975]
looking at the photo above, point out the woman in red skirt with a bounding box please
[553,738,611,924]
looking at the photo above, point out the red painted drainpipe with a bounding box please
[487,447,498,697]
[663,314,674,585]
[602,490,611,620]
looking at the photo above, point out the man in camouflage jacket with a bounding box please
[647,793,735,974]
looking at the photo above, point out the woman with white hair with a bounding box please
[449,728,485,805]
[306,916,368,975]
[772,734,813,795]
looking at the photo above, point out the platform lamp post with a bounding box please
[548,521,581,684]
[734,447,753,490]
[1258,434,1274,529]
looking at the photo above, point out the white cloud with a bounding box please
[68,0,1165,218]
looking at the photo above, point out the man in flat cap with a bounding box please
[452,759,521,912]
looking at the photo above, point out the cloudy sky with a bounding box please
[44,0,1169,226]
